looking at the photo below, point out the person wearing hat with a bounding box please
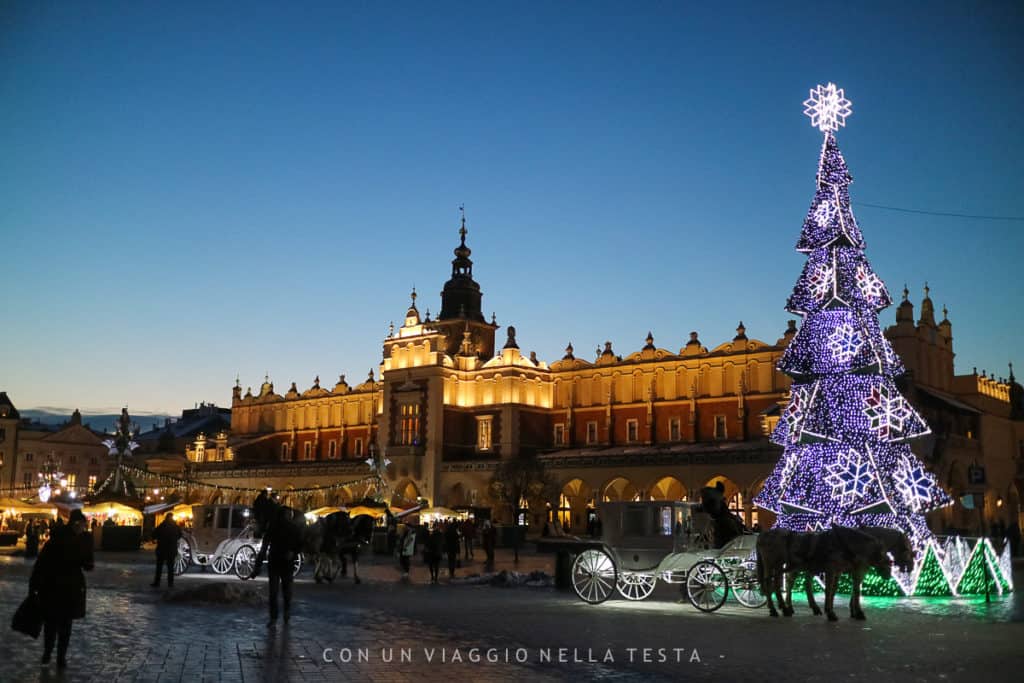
[29,509,94,669]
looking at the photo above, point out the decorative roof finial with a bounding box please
[564,342,574,360]
[424,307,430,321]
[924,282,930,299]
[942,305,948,321]
[235,374,240,387]
[491,311,496,325]
[1010,362,1015,383]
[644,331,655,350]
[459,204,467,245]
[902,284,909,302]
[388,321,394,337]
[410,287,417,305]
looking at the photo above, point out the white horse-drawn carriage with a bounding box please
[172,504,301,580]
[570,501,765,611]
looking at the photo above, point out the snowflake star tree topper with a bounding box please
[803,82,852,133]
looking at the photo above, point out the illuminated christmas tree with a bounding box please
[754,84,952,565]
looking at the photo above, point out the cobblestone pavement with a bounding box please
[2,549,1023,682]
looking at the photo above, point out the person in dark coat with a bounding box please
[151,513,182,588]
[30,509,94,669]
[260,505,301,626]
[25,521,40,558]
[425,524,443,584]
[443,521,460,579]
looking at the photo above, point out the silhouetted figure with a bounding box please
[481,520,496,572]
[425,526,443,584]
[261,506,301,626]
[462,517,476,560]
[30,509,94,669]
[151,513,182,588]
[25,522,40,558]
[398,524,416,581]
[444,522,460,579]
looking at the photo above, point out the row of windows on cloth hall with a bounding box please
[280,412,730,461]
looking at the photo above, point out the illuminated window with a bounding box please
[216,447,225,461]
[23,472,32,487]
[626,419,638,443]
[586,422,598,445]
[67,473,77,488]
[281,443,290,461]
[400,404,421,446]
[25,452,34,462]
[195,443,205,462]
[669,418,681,441]
[553,423,565,446]
[328,441,337,459]
[476,416,493,451]
[88,475,97,490]
[558,493,572,527]
[714,415,727,439]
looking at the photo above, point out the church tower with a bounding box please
[431,212,499,359]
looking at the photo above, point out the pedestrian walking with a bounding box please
[260,506,301,626]
[462,517,476,561]
[425,524,443,584]
[399,523,417,581]
[29,509,94,669]
[481,519,496,571]
[151,512,182,588]
[444,521,460,579]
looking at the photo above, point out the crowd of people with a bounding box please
[394,515,498,583]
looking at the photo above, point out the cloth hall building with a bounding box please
[180,221,1023,536]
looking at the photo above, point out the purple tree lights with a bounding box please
[754,84,957,594]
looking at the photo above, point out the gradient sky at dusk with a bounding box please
[2,1,1022,414]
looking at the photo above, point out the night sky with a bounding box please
[1,1,1021,413]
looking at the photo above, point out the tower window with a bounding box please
[669,418,681,441]
[328,441,337,459]
[476,416,493,451]
[553,424,565,446]
[304,442,312,460]
[281,443,290,461]
[400,403,421,446]
[586,422,598,445]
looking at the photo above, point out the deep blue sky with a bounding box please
[2,1,1021,414]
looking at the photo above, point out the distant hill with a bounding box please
[19,408,175,434]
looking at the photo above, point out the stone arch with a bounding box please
[601,476,639,502]
[556,478,593,532]
[647,475,687,502]
[391,479,420,507]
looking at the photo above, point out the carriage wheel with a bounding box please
[210,552,234,575]
[292,553,303,577]
[233,545,258,580]
[571,549,617,604]
[730,563,767,609]
[686,560,729,612]
[173,539,192,576]
[616,571,657,601]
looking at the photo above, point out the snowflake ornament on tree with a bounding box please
[828,323,864,362]
[781,385,815,443]
[824,449,876,506]
[856,264,886,304]
[894,457,940,512]
[803,82,853,133]
[813,199,836,228]
[863,384,911,440]
[807,263,833,302]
